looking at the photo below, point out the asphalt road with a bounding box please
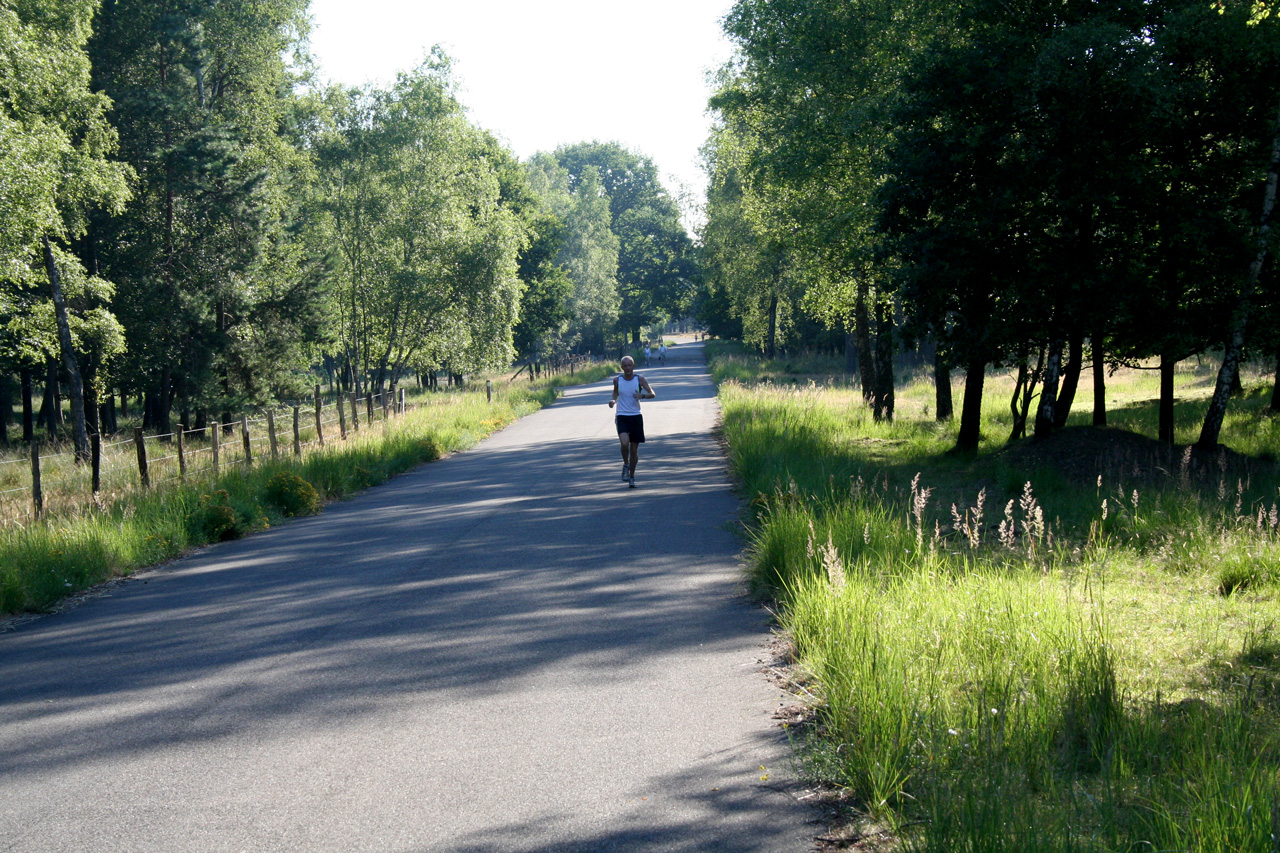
[0,340,818,852]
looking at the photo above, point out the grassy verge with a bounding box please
[708,341,1280,851]
[1,364,615,617]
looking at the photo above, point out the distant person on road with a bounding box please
[643,344,651,366]
[658,343,666,365]
[608,355,655,489]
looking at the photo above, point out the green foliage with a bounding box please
[195,490,241,541]
[707,0,1280,449]
[314,58,527,389]
[553,141,697,340]
[525,154,620,353]
[511,205,574,358]
[0,382,548,616]
[86,0,324,425]
[263,471,319,517]
[714,345,1280,847]
[0,0,132,418]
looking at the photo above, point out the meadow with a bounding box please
[0,362,617,617]
[708,341,1280,852]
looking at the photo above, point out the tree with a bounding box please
[708,0,946,416]
[0,0,131,457]
[526,154,619,353]
[698,127,800,358]
[88,0,322,431]
[553,142,695,342]
[511,205,573,358]
[1200,102,1280,446]
[314,56,525,389]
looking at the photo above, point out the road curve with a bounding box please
[0,340,817,852]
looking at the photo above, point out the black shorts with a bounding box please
[615,414,645,443]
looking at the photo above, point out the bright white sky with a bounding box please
[305,0,736,229]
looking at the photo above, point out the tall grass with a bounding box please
[712,344,1280,850]
[0,369,613,617]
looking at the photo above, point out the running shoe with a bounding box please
[622,463,630,482]
[628,475,636,489]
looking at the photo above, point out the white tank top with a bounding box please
[615,375,642,416]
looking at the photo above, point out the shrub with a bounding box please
[264,471,320,517]
[195,490,239,541]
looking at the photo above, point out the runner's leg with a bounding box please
[618,432,632,475]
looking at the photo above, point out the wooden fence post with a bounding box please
[134,427,149,488]
[211,422,220,476]
[366,393,374,424]
[314,385,324,446]
[398,387,405,414]
[381,389,389,420]
[91,432,102,493]
[176,425,186,481]
[30,439,42,518]
[267,410,278,458]
[337,395,347,439]
[241,415,252,466]
[292,406,301,456]
[486,379,492,403]
[350,392,360,432]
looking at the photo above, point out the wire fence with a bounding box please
[0,386,413,527]
[0,351,613,527]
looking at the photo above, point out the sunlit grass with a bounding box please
[0,366,611,617]
[709,343,1280,850]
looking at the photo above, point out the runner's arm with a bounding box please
[608,377,618,408]
[639,377,656,399]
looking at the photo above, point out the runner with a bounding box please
[643,344,651,366]
[658,343,666,366]
[608,355,655,489]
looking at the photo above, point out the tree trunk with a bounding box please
[934,347,953,421]
[1270,350,1280,413]
[0,373,10,445]
[844,332,857,378]
[855,281,874,403]
[1009,355,1030,442]
[1009,345,1045,442]
[81,353,100,437]
[1199,100,1280,447]
[20,367,33,442]
[1092,334,1107,427]
[956,357,986,453]
[873,300,895,421]
[84,385,100,436]
[765,294,778,359]
[1159,352,1176,444]
[157,368,172,436]
[102,394,117,434]
[39,359,57,439]
[1054,331,1083,428]
[1034,338,1064,441]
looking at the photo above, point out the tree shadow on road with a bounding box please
[0,352,768,785]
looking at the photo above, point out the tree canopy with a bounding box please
[0,2,701,447]
[704,0,1280,448]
